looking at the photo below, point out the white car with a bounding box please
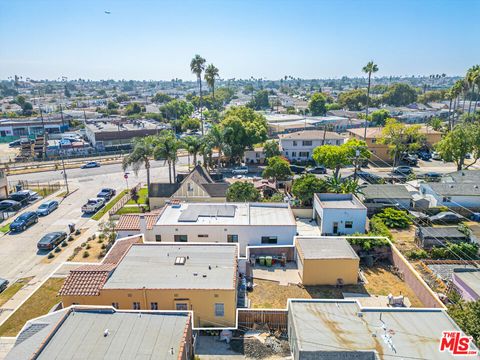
[431,152,442,161]
[232,166,248,175]
[81,198,105,213]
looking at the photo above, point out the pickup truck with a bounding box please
[81,198,105,213]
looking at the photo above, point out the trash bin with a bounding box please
[15,184,23,192]
[266,256,272,267]
[259,256,265,266]
[68,223,75,234]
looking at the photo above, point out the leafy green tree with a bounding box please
[247,90,270,110]
[204,64,219,101]
[308,92,327,116]
[312,139,369,178]
[262,156,292,181]
[159,100,194,120]
[338,89,368,111]
[418,90,447,104]
[226,182,261,202]
[448,300,480,344]
[64,85,71,98]
[151,92,172,104]
[115,94,130,102]
[182,117,201,132]
[190,54,207,134]
[362,61,379,137]
[107,101,119,110]
[374,208,412,229]
[427,117,444,132]
[292,174,327,206]
[21,101,33,116]
[369,109,390,126]
[124,102,144,115]
[382,83,417,106]
[122,136,156,195]
[436,123,480,170]
[380,118,425,166]
[263,140,281,159]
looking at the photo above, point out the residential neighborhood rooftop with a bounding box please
[362,184,412,199]
[278,130,345,140]
[295,237,359,260]
[314,193,366,209]
[426,182,480,196]
[453,269,480,297]
[419,226,467,239]
[348,125,441,139]
[6,307,190,360]
[103,243,237,290]
[156,202,296,226]
[288,299,477,359]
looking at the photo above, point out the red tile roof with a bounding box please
[115,211,162,231]
[103,235,142,265]
[58,264,116,296]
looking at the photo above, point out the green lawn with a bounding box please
[0,277,34,307]
[115,206,148,215]
[0,278,65,337]
[0,222,11,233]
[126,187,148,205]
[91,190,128,221]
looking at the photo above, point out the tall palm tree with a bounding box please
[206,125,225,171]
[153,132,179,184]
[122,136,155,195]
[362,61,379,138]
[183,136,202,168]
[466,65,480,115]
[190,54,206,135]
[474,67,480,114]
[204,64,219,102]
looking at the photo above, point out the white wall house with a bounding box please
[313,193,367,236]
[143,202,297,256]
[279,130,346,162]
[419,183,480,210]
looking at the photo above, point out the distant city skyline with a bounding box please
[1,0,478,81]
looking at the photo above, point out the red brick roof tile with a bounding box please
[58,264,116,296]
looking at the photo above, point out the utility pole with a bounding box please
[353,149,361,180]
[61,155,69,194]
[59,103,65,130]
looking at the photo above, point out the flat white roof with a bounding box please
[156,202,296,226]
[315,193,366,210]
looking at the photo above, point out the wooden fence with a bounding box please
[237,309,288,331]
[108,183,141,217]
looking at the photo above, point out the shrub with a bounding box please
[369,216,393,239]
[75,229,81,235]
[374,208,412,229]
[82,251,90,258]
[47,252,54,259]
[86,244,91,250]
[61,241,67,247]
[99,233,106,240]
[348,236,390,251]
[407,249,429,260]
[81,242,87,248]
[68,235,74,242]
[92,234,96,240]
[97,239,104,244]
[430,242,479,260]
[54,247,61,253]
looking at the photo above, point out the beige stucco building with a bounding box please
[295,236,359,286]
[60,237,239,328]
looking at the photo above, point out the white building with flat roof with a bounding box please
[143,202,297,255]
[313,193,367,236]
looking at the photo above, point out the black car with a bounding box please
[37,231,67,251]
[10,211,39,232]
[402,155,418,166]
[418,151,432,161]
[8,190,37,206]
[290,165,306,174]
[425,172,442,182]
[0,200,22,212]
[0,278,8,293]
[97,188,116,201]
[307,166,327,174]
[393,166,413,175]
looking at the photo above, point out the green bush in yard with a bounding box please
[407,249,429,260]
[348,236,390,251]
[369,216,393,239]
[374,208,412,229]
[430,242,479,260]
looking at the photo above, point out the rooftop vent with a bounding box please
[174,256,186,265]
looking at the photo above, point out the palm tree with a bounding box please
[362,61,379,138]
[190,54,206,134]
[467,65,480,114]
[122,136,155,195]
[204,64,219,102]
[205,125,225,171]
[183,136,202,168]
[153,132,179,184]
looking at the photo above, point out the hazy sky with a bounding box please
[1,0,479,80]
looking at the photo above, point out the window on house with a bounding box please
[155,235,161,242]
[198,234,209,238]
[345,221,353,229]
[291,151,297,157]
[302,140,312,146]
[133,302,141,310]
[215,303,225,317]
[256,153,260,158]
[293,141,297,146]
[261,236,278,244]
[187,182,194,191]
[174,235,188,242]
[176,303,188,311]
[371,138,377,144]
[150,302,158,310]
[112,302,119,309]
[285,151,289,156]
[299,151,309,157]
[227,234,238,243]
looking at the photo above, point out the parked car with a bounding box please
[81,198,105,213]
[356,171,383,184]
[37,231,68,251]
[97,188,116,201]
[8,140,21,148]
[10,211,39,232]
[424,172,442,182]
[402,155,418,166]
[429,212,465,224]
[81,161,100,169]
[307,166,327,174]
[393,166,413,175]
[8,190,38,206]
[290,164,306,174]
[36,200,59,216]
[417,151,431,161]
[431,151,442,161]
[0,278,8,293]
[231,166,249,175]
[0,200,22,212]
[470,213,480,222]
